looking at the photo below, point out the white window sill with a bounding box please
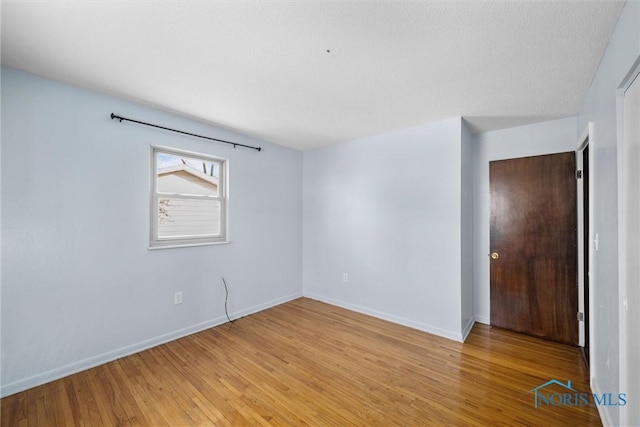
[148,240,232,250]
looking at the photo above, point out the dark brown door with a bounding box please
[490,152,578,345]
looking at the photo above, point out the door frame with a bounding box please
[576,123,593,369]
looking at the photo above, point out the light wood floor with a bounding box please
[2,298,601,426]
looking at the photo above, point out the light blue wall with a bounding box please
[0,67,303,396]
[472,117,578,324]
[577,2,640,426]
[302,117,468,341]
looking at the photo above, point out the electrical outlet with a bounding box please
[342,273,349,283]
[174,291,183,305]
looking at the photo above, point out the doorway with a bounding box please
[577,132,591,366]
[581,145,590,361]
[490,152,578,345]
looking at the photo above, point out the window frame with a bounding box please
[149,145,229,249]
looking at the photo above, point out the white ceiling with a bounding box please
[1,1,625,151]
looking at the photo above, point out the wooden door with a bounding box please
[490,152,578,345]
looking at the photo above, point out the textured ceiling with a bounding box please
[1,1,625,150]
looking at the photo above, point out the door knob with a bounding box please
[491,252,499,260]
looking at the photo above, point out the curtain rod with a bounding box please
[110,113,262,152]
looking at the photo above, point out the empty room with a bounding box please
[1,1,639,426]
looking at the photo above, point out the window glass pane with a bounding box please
[151,147,227,248]
[158,197,221,238]
[157,152,220,196]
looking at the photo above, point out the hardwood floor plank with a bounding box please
[52,381,75,427]
[69,373,104,427]
[1,298,601,426]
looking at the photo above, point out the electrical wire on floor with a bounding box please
[221,277,234,323]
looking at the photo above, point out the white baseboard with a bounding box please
[461,316,476,342]
[591,376,613,427]
[304,292,464,342]
[0,291,302,398]
[474,314,490,325]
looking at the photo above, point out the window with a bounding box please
[150,146,228,248]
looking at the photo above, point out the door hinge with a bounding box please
[576,170,583,179]
[577,312,584,321]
